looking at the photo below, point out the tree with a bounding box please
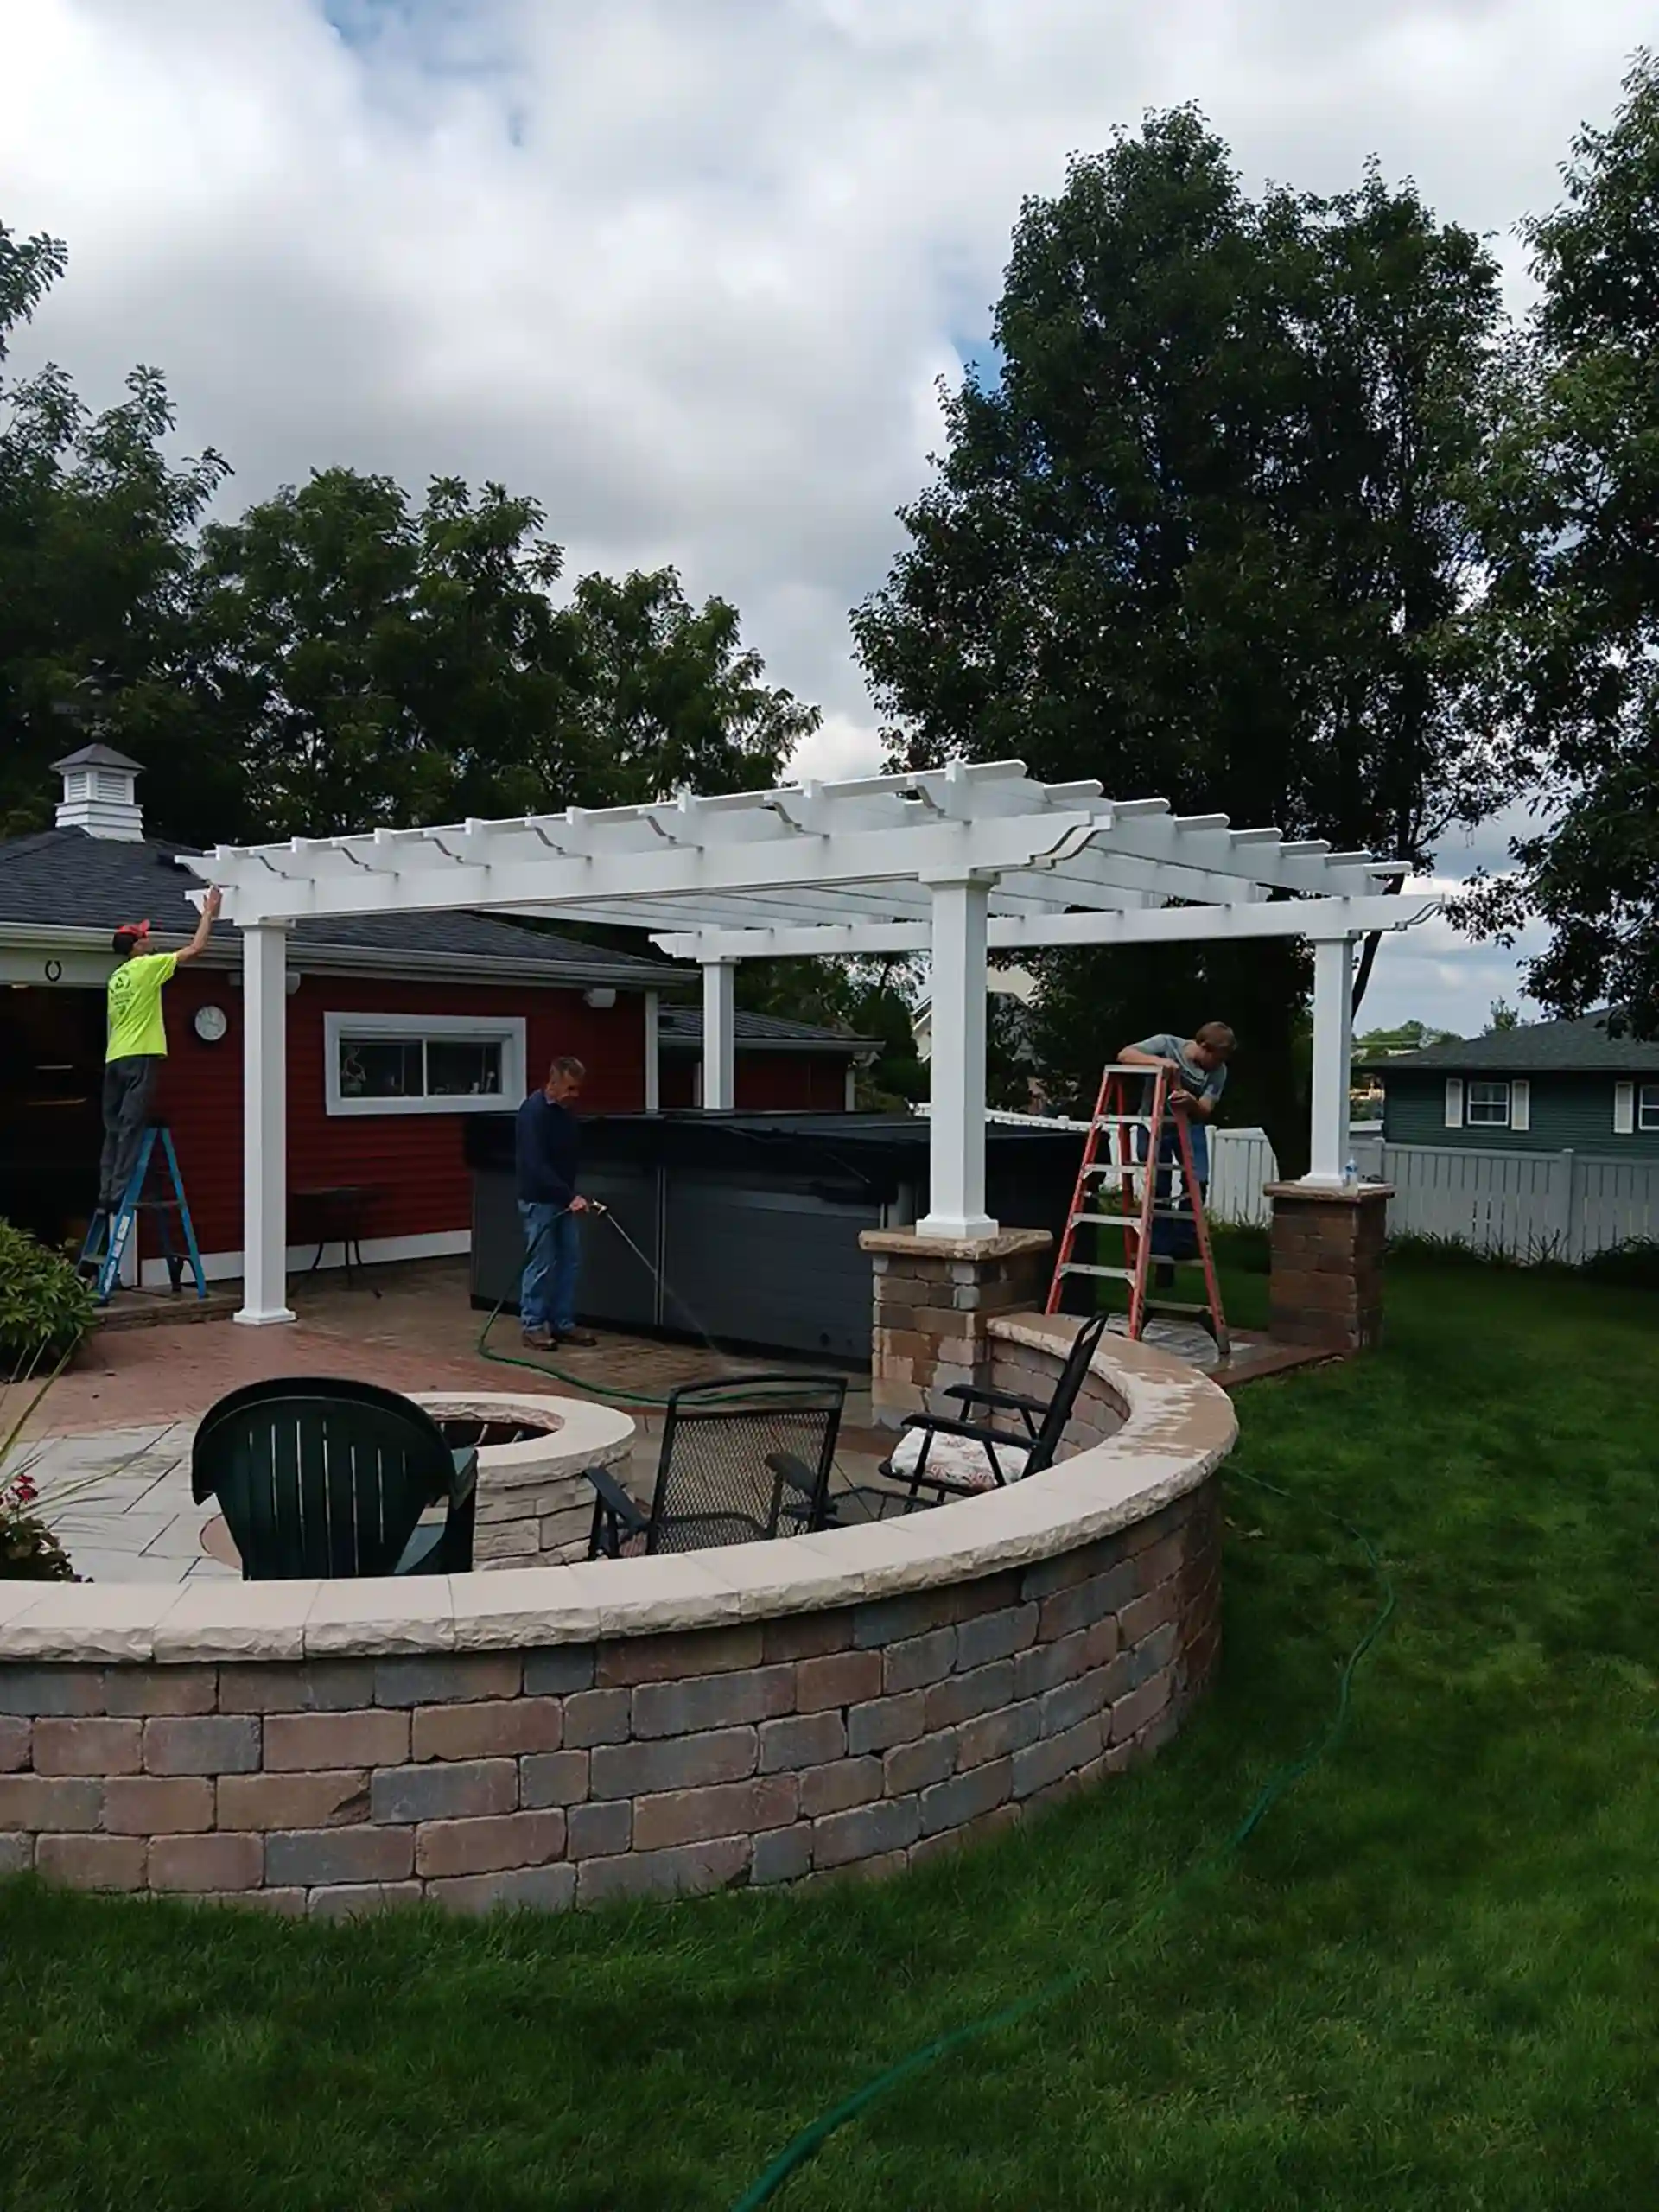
[189,475,816,840]
[0,222,229,842]
[190,467,584,838]
[1467,52,1659,1035]
[1354,1017,1461,1057]
[852,110,1503,1171]
[1484,998,1521,1033]
[564,569,819,807]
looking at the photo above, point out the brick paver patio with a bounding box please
[4,1259,882,1582]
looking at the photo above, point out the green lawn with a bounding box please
[5,1264,1659,2210]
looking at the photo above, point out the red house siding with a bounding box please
[139,971,851,1267]
[658,1055,851,1111]
[149,970,645,1262]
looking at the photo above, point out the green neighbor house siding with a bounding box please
[1382,1072,1659,1157]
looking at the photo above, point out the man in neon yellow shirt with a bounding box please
[98,887,222,1215]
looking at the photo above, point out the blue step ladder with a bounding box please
[79,1122,207,1307]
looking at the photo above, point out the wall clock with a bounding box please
[194,1004,229,1044]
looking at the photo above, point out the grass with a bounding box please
[5,1265,1659,2209]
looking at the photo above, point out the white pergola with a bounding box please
[182,760,1438,1325]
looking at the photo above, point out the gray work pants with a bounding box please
[99,1056,161,1211]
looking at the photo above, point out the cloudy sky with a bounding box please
[3,0,1643,1034]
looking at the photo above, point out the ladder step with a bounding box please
[1049,1060,1226,1345]
[1069,1209,1200,1228]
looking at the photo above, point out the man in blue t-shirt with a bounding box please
[514,1056,598,1349]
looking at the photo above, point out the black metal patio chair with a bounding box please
[865,1309,1112,1514]
[583,1373,846,1559]
[191,1376,478,1580]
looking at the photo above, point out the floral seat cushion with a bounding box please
[887,1426,1033,1492]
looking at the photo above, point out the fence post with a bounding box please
[1562,1149,1580,1265]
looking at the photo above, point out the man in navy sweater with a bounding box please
[515,1056,598,1349]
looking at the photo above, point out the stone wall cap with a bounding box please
[0,1319,1234,1669]
[1264,1180,1395,1205]
[858,1226,1053,1260]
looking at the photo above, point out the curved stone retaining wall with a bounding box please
[0,1320,1234,1916]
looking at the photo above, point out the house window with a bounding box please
[325,1014,526,1117]
[1465,1080,1511,1128]
[1640,1084,1659,1133]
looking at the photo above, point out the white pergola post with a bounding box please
[702,959,735,1112]
[643,989,661,1112]
[236,923,295,1326]
[918,874,995,1240]
[1304,934,1356,1187]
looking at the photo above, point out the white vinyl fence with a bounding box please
[929,1107,1659,1262]
[1206,1127,1659,1262]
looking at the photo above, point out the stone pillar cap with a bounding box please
[859,1227,1053,1261]
[1264,1181,1395,1205]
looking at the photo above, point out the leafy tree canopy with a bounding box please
[853,108,1503,1168]
[1466,51,1659,1036]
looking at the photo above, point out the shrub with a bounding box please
[1580,1237,1659,1290]
[1384,1228,1574,1272]
[0,1221,96,1370]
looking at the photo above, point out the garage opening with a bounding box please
[0,985,105,1249]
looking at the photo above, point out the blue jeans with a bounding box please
[1135,1121,1209,1259]
[518,1201,582,1333]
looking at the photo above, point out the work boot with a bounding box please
[521,1325,554,1349]
[559,1329,599,1349]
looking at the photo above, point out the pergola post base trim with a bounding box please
[915,1212,999,1243]
[233,1306,297,1328]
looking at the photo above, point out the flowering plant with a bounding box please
[0,1457,76,1580]
[0,1282,81,1580]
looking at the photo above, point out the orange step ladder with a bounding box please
[1045,1063,1229,1353]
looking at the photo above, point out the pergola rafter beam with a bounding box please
[649,892,1439,963]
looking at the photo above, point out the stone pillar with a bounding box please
[1265,1182,1393,1355]
[860,1227,1052,1428]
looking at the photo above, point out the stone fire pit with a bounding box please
[414,1393,636,1570]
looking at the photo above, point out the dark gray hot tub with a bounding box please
[464,1111,1079,1362]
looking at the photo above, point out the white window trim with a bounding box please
[1638,1083,1659,1134]
[1465,1079,1512,1128]
[324,1011,526,1117]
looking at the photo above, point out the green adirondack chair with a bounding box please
[191,1376,478,1580]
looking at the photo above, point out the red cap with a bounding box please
[115,919,151,941]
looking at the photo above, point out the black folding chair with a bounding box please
[191,1376,477,1580]
[583,1374,847,1559]
[872,1310,1112,1512]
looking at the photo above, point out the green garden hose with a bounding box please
[475,1205,800,1409]
[474,1300,775,1409]
[728,1468,1397,2208]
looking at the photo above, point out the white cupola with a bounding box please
[51,743,146,841]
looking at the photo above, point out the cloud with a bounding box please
[2,0,1645,1028]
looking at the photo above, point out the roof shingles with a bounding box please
[1365,1013,1659,1076]
[0,829,673,982]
